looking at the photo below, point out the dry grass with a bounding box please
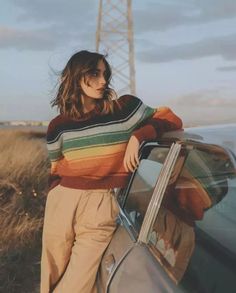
[0,128,49,293]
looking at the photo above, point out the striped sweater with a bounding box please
[46,95,182,190]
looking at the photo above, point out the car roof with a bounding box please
[162,123,236,155]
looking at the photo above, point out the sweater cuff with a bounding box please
[132,124,157,143]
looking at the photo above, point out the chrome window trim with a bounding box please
[138,142,182,243]
[120,141,161,209]
[118,209,138,242]
[120,142,171,240]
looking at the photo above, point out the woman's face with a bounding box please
[80,59,107,100]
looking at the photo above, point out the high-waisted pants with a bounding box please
[40,185,119,293]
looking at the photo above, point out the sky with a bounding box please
[1,0,236,126]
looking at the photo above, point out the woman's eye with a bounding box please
[91,71,98,77]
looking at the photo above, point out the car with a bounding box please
[97,123,236,293]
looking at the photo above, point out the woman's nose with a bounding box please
[99,75,106,85]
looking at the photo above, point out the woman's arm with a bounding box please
[46,117,64,189]
[132,106,183,143]
[123,100,183,172]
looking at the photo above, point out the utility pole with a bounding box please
[96,0,136,96]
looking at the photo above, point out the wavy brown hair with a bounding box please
[51,50,119,119]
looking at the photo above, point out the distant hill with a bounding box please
[0,121,49,127]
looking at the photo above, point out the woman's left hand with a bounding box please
[123,135,140,172]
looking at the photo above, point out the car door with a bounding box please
[145,142,236,293]
[97,142,182,293]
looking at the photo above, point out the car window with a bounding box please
[123,146,170,233]
[147,144,236,292]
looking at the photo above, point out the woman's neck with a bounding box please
[81,95,97,113]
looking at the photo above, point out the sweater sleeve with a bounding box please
[46,117,64,189]
[132,106,183,143]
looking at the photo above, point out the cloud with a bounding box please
[170,88,236,125]
[10,0,96,27]
[171,88,236,107]
[196,0,236,22]
[0,26,63,50]
[1,0,97,51]
[0,22,95,51]
[137,33,236,63]
[134,0,236,32]
[10,0,236,35]
[134,2,189,32]
[4,0,236,55]
[217,65,236,72]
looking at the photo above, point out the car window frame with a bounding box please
[137,142,182,243]
[117,140,234,244]
[117,141,174,241]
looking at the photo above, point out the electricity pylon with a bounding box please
[96,0,136,96]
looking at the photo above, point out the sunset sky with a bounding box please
[1,0,236,125]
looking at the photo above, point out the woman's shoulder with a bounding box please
[47,114,70,141]
[117,94,142,103]
[47,114,67,131]
[116,94,143,109]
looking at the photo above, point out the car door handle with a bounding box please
[104,254,116,275]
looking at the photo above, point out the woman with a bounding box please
[41,50,182,293]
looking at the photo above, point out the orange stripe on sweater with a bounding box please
[51,152,127,177]
[64,142,127,161]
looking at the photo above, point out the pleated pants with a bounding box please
[40,185,119,293]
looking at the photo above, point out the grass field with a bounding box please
[0,128,49,293]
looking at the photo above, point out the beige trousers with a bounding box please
[40,185,119,293]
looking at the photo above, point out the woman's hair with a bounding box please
[51,50,118,119]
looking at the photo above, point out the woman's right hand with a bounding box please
[123,135,140,172]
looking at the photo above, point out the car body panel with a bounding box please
[108,244,181,293]
[97,225,135,293]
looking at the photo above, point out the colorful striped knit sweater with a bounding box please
[46,95,182,190]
